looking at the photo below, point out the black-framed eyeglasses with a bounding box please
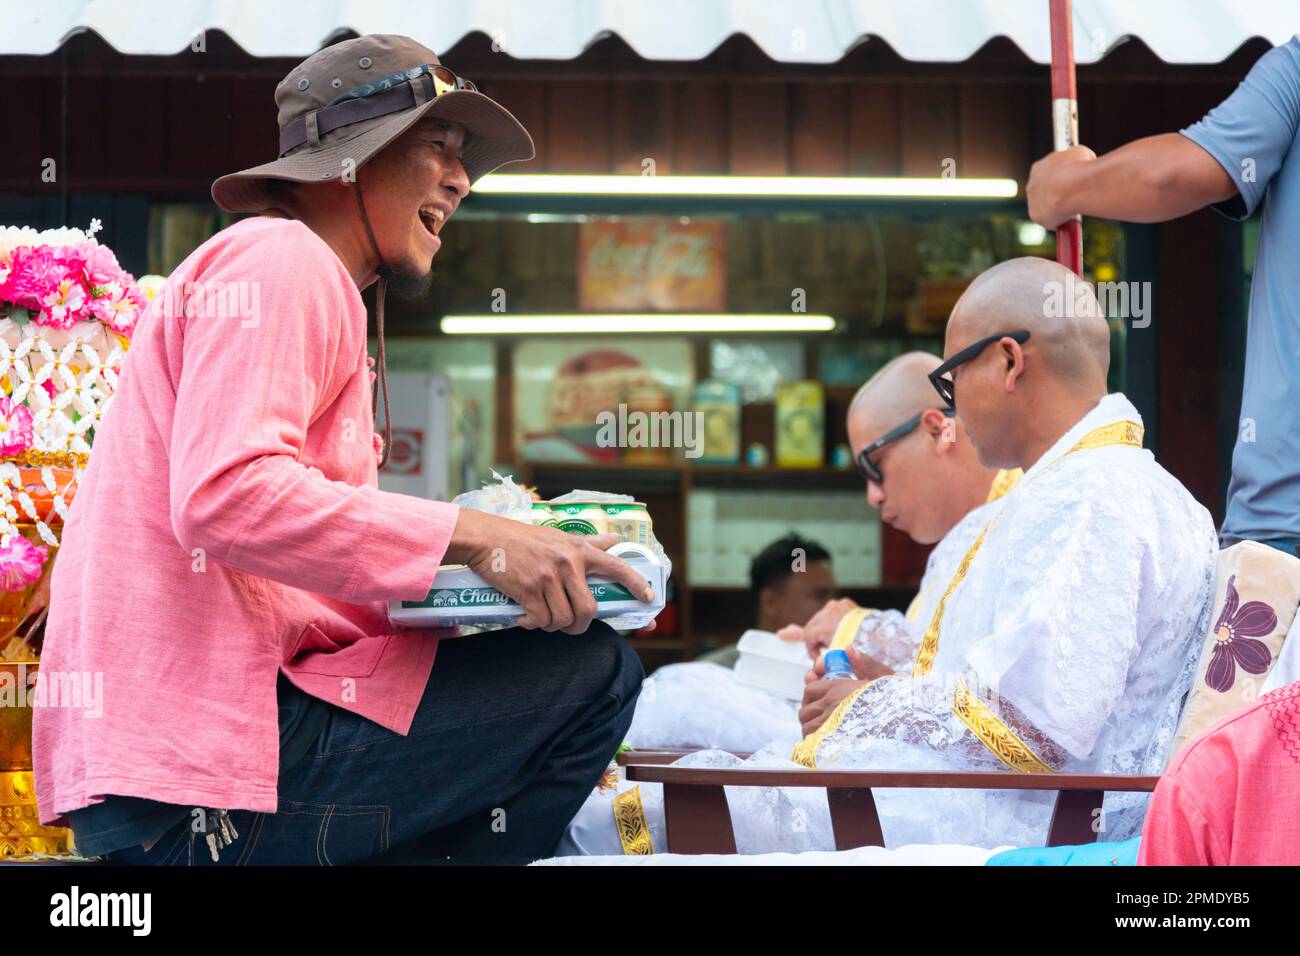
[326,63,477,108]
[856,408,958,484]
[928,330,1031,409]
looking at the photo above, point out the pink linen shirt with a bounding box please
[1139,680,1300,865]
[33,217,460,824]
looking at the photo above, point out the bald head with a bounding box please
[848,351,944,438]
[949,257,1110,390]
[846,350,996,546]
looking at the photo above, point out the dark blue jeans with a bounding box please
[105,622,642,865]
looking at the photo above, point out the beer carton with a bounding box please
[389,542,668,632]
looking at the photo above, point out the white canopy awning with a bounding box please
[9,0,1299,64]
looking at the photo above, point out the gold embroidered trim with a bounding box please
[904,589,925,623]
[830,607,872,651]
[987,467,1023,503]
[791,682,872,768]
[793,421,1140,773]
[1070,419,1143,453]
[909,421,1142,679]
[612,786,654,855]
[951,679,1055,773]
[912,528,987,677]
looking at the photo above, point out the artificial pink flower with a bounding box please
[79,241,124,289]
[0,245,64,311]
[0,395,34,456]
[0,535,49,591]
[36,275,88,329]
[88,280,144,335]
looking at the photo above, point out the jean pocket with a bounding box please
[251,800,391,865]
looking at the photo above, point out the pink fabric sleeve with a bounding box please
[1138,751,1231,866]
[166,235,459,604]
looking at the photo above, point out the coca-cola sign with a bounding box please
[578,218,725,312]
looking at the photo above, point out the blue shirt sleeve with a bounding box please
[1180,36,1300,220]
[985,836,1141,866]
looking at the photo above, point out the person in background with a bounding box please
[558,353,1012,856]
[782,352,1015,736]
[696,534,836,668]
[1027,37,1300,695]
[797,258,1216,850]
[632,353,1013,753]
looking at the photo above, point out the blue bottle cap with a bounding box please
[823,649,852,674]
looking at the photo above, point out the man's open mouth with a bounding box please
[418,205,447,238]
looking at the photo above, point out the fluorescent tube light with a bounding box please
[440,313,837,335]
[473,174,1018,199]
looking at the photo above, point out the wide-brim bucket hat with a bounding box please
[212,34,534,213]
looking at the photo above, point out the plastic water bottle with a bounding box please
[822,649,855,680]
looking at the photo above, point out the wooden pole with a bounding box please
[1049,0,1083,275]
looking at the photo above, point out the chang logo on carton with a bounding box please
[428,590,460,607]
[457,587,507,605]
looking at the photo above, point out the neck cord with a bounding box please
[352,180,391,471]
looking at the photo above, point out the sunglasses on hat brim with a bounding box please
[326,63,477,108]
[279,63,478,158]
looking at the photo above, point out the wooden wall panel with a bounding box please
[2,80,48,188]
[65,76,108,186]
[543,81,611,171]
[670,80,728,174]
[1155,213,1220,511]
[105,77,169,180]
[958,83,1031,179]
[728,83,788,175]
[229,77,279,171]
[612,81,673,174]
[481,79,546,172]
[847,82,901,175]
[790,82,848,174]
[900,84,958,177]
[166,75,234,181]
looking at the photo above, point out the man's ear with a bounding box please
[919,408,956,453]
[1001,338,1027,394]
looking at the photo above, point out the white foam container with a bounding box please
[732,628,813,700]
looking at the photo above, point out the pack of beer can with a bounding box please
[530,500,653,546]
[389,478,668,634]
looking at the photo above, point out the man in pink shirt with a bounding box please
[33,34,654,865]
[1139,680,1300,865]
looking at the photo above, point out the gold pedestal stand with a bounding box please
[0,518,76,860]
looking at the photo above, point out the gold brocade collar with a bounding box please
[986,468,1022,503]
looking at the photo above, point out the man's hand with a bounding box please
[798,649,894,735]
[1027,144,1097,228]
[1027,134,1237,227]
[445,508,654,635]
[802,646,893,686]
[799,676,867,738]
[777,597,860,660]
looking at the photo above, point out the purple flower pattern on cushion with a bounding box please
[1205,574,1276,693]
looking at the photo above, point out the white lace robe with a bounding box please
[557,394,1217,856]
[559,491,1003,855]
[810,393,1218,846]
[624,498,1000,754]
